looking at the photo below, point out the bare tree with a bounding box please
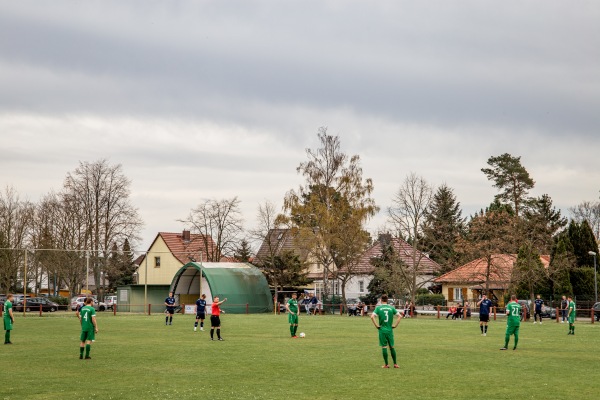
[252,201,315,308]
[0,186,34,293]
[63,160,142,298]
[387,173,434,304]
[181,197,244,261]
[569,200,600,241]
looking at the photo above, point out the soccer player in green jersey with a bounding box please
[286,292,299,338]
[567,296,576,335]
[500,295,521,350]
[370,294,402,368]
[78,297,98,359]
[3,294,14,344]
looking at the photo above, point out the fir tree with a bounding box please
[549,234,574,298]
[234,239,253,262]
[422,184,465,274]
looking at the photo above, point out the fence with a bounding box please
[8,303,598,324]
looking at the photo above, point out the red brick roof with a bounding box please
[347,237,443,275]
[434,254,550,285]
[143,231,218,264]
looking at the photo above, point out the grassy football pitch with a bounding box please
[2,312,599,400]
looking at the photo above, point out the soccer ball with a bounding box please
[299,332,306,338]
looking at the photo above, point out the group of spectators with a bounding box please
[445,301,472,319]
[300,293,320,315]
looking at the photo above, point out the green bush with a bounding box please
[49,296,69,305]
[415,293,446,306]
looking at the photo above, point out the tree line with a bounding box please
[1,130,599,304]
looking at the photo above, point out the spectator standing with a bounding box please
[307,293,318,315]
[560,296,568,323]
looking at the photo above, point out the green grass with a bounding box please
[3,312,600,400]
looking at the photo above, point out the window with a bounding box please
[154,257,161,268]
[359,280,364,293]
[454,288,463,300]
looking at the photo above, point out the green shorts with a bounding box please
[80,329,95,342]
[378,329,395,347]
[505,325,520,336]
[288,313,298,325]
[568,315,575,324]
[3,318,13,331]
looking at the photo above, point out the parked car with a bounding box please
[540,305,557,319]
[14,297,60,312]
[12,294,33,304]
[105,295,117,310]
[71,296,106,311]
[593,302,600,322]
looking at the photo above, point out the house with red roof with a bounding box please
[136,230,218,285]
[342,235,444,299]
[254,230,443,300]
[433,254,550,306]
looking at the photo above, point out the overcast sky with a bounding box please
[1,1,599,252]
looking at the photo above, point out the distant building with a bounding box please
[341,235,443,299]
[434,254,550,306]
[136,230,217,285]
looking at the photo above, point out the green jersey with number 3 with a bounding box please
[506,301,521,327]
[80,305,96,331]
[373,304,398,332]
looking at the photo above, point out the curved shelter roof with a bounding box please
[170,262,273,314]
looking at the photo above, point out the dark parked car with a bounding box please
[593,302,600,322]
[540,305,557,319]
[14,297,60,312]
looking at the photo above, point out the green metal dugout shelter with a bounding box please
[170,262,273,313]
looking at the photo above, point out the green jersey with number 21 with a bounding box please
[506,301,521,327]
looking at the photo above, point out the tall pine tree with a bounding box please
[549,234,574,298]
[422,184,465,274]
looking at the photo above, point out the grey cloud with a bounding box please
[1,1,599,137]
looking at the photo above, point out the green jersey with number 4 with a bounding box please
[80,305,96,331]
[373,304,398,331]
[506,301,522,327]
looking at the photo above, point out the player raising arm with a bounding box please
[210,296,227,341]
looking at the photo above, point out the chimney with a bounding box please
[182,230,191,242]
